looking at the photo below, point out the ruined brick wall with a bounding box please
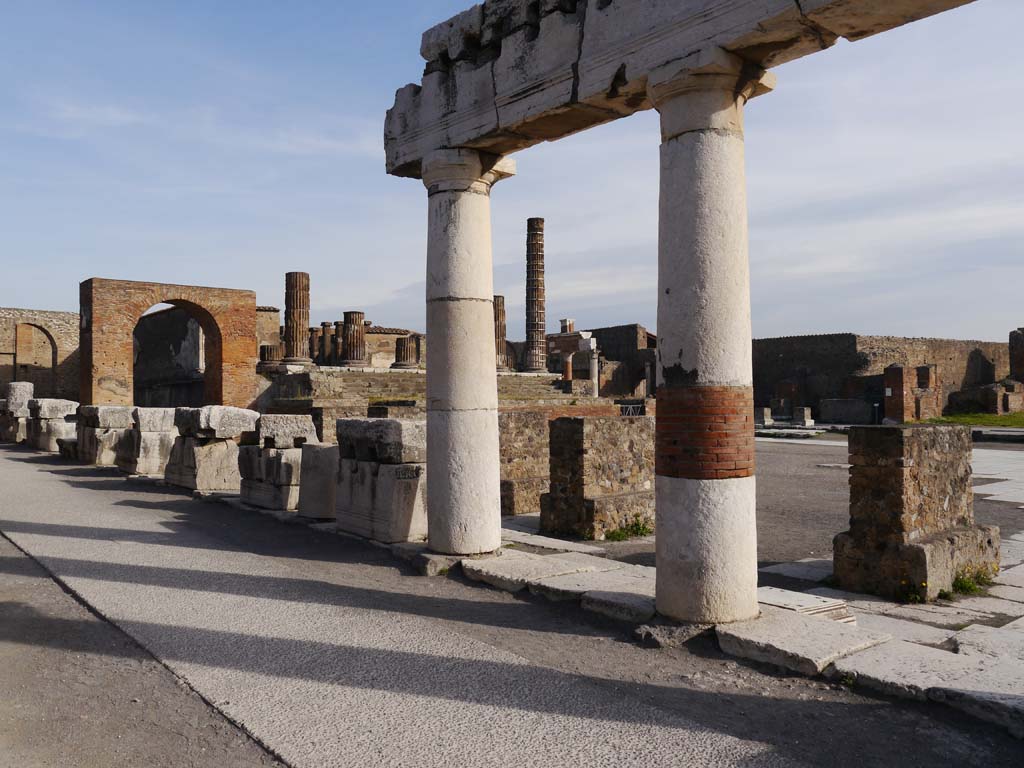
[256,307,282,352]
[883,365,942,423]
[1010,329,1024,381]
[133,307,204,407]
[753,333,1009,415]
[498,411,549,516]
[0,307,80,399]
[80,278,257,408]
[542,416,655,539]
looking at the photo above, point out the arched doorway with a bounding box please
[132,303,211,407]
[79,278,257,408]
[14,323,58,397]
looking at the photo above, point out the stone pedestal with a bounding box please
[27,399,79,453]
[78,405,133,466]
[540,416,655,540]
[284,272,312,363]
[341,311,367,367]
[754,407,774,427]
[297,443,339,520]
[116,407,178,477]
[422,149,514,554]
[239,446,303,511]
[835,425,999,602]
[649,50,774,624]
[0,382,33,443]
[335,418,427,542]
[309,327,323,363]
[165,406,260,492]
[524,217,546,373]
[391,336,419,369]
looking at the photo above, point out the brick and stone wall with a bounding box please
[541,416,655,540]
[80,278,257,408]
[753,333,1009,417]
[133,306,204,407]
[256,307,282,357]
[498,411,549,517]
[883,364,942,423]
[0,307,80,400]
[835,425,999,601]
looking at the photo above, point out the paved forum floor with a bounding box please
[1,443,1022,767]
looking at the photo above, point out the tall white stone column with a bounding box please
[422,149,515,555]
[649,50,775,624]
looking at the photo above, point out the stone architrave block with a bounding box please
[237,446,265,482]
[77,423,131,467]
[240,480,301,512]
[0,414,28,443]
[335,458,427,543]
[336,418,426,464]
[165,437,242,492]
[78,405,134,430]
[175,406,260,440]
[256,414,319,449]
[266,448,303,487]
[835,425,1000,601]
[116,429,176,477]
[298,444,338,520]
[5,382,34,417]
[28,399,79,420]
[133,407,178,433]
[27,415,78,453]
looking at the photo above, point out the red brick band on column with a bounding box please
[656,385,755,479]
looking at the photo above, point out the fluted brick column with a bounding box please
[493,295,509,372]
[649,49,775,624]
[283,272,311,363]
[423,149,515,554]
[391,336,418,369]
[309,327,322,363]
[524,217,546,372]
[320,322,333,365]
[333,321,345,365]
[341,311,366,366]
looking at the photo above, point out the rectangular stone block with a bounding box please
[336,418,426,464]
[27,417,77,453]
[175,406,260,439]
[0,415,28,443]
[335,458,427,543]
[241,479,301,512]
[116,429,176,477]
[4,382,34,417]
[753,407,774,426]
[133,407,177,433]
[77,425,130,467]
[298,443,338,520]
[165,437,242,492]
[237,445,265,482]
[79,405,134,429]
[255,414,319,449]
[28,399,79,420]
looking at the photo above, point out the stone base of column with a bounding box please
[390,361,419,370]
[655,475,758,624]
[426,409,502,555]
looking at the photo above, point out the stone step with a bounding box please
[528,565,655,602]
[461,551,619,593]
[716,606,891,676]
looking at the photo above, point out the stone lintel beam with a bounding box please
[385,0,977,178]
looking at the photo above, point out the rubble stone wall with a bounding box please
[0,307,80,399]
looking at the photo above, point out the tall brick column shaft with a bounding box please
[320,322,333,365]
[334,321,345,365]
[649,51,775,624]
[524,217,547,372]
[283,272,311,363]
[493,295,509,371]
[423,149,515,555]
[341,311,366,366]
[391,335,418,369]
[309,327,322,363]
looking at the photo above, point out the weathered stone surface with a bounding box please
[939,595,1024,619]
[336,418,426,464]
[759,559,833,582]
[498,411,549,516]
[78,405,134,429]
[462,550,612,593]
[256,414,318,449]
[716,607,892,676]
[238,445,265,482]
[241,480,301,512]
[175,406,260,439]
[851,613,954,646]
[28,399,79,420]
[988,584,1024,603]
[996,564,1024,589]
[336,458,427,543]
[165,437,242,492]
[529,564,654,602]
[133,407,177,433]
[498,527,606,555]
[27,417,77,453]
[297,444,338,520]
[835,425,999,601]
[5,382,34,417]
[0,414,27,443]
[77,425,130,467]
[540,416,654,540]
[116,429,175,477]
[581,590,657,624]
[953,624,1024,662]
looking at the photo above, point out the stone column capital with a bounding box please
[648,48,775,140]
[422,148,516,194]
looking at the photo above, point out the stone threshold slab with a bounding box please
[462,550,622,593]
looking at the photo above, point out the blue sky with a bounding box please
[1,0,1021,341]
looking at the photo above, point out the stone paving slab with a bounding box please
[987,584,1024,604]
[716,607,891,677]
[952,624,1024,661]
[809,587,999,628]
[995,564,1024,589]
[851,613,955,647]
[758,559,832,582]
[937,596,1024,619]
[529,566,655,602]
[462,551,620,593]
[498,527,605,555]
[580,590,656,624]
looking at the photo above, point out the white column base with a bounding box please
[426,409,502,555]
[655,475,759,624]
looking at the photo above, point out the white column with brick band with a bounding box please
[422,149,515,555]
[649,49,775,624]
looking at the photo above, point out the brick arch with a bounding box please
[14,322,59,396]
[80,278,257,407]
